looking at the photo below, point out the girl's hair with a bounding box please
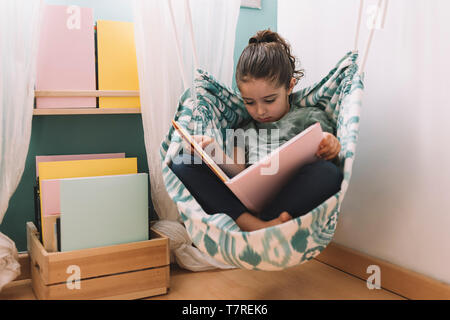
[235,29,304,89]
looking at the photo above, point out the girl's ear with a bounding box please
[287,77,296,95]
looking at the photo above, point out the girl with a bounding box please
[169,30,343,232]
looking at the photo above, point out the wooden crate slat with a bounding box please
[48,267,168,300]
[47,241,169,284]
[33,264,169,300]
[27,222,50,284]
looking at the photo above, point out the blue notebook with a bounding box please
[59,173,149,252]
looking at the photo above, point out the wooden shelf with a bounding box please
[33,90,141,115]
[35,90,139,97]
[33,108,141,115]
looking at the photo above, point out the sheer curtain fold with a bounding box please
[0,0,44,291]
[133,0,240,271]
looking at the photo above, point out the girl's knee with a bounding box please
[304,159,342,192]
[318,160,343,191]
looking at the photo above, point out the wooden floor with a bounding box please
[0,259,405,300]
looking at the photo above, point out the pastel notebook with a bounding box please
[38,157,138,251]
[36,153,125,177]
[96,20,140,108]
[172,120,323,214]
[37,153,126,217]
[38,157,137,180]
[58,173,149,252]
[36,4,96,109]
[35,153,125,248]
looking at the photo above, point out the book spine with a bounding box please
[56,217,61,252]
[33,178,43,243]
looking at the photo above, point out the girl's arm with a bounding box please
[216,146,246,177]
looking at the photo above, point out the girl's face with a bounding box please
[238,77,296,123]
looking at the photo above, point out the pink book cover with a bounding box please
[41,180,61,217]
[35,153,125,177]
[226,123,323,214]
[36,5,96,108]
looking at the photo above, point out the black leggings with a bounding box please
[169,153,343,221]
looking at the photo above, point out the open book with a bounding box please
[171,119,323,214]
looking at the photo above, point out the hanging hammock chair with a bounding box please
[159,0,385,271]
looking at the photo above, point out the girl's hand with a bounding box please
[316,132,341,160]
[184,135,216,155]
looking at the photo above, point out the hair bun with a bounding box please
[249,29,278,45]
[238,29,305,88]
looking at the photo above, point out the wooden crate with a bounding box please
[26,222,170,300]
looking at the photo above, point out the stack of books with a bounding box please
[34,153,149,252]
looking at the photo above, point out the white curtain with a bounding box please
[279,0,450,284]
[0,0,44,291]
[133,0,240,271]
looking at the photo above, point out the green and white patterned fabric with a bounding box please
[160,51,364,271]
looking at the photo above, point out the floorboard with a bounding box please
[0,260,405,300]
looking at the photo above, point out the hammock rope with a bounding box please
[359,0,389,74]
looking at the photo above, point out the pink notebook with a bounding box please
[225,123,323,213]
[40,180,61,217]
[37,153,126,217]
[36,5,96,108]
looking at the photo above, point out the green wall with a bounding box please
[233,0,278,89]
[0,0,277,252]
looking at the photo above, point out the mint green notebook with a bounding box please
[59,173,149,252]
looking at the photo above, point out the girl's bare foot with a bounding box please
[265,211,293,228]
[236,211,293,232]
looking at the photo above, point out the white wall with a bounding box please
[279,0,450,285]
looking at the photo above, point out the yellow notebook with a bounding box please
[97,20,140,108]
[38,158,138,251]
